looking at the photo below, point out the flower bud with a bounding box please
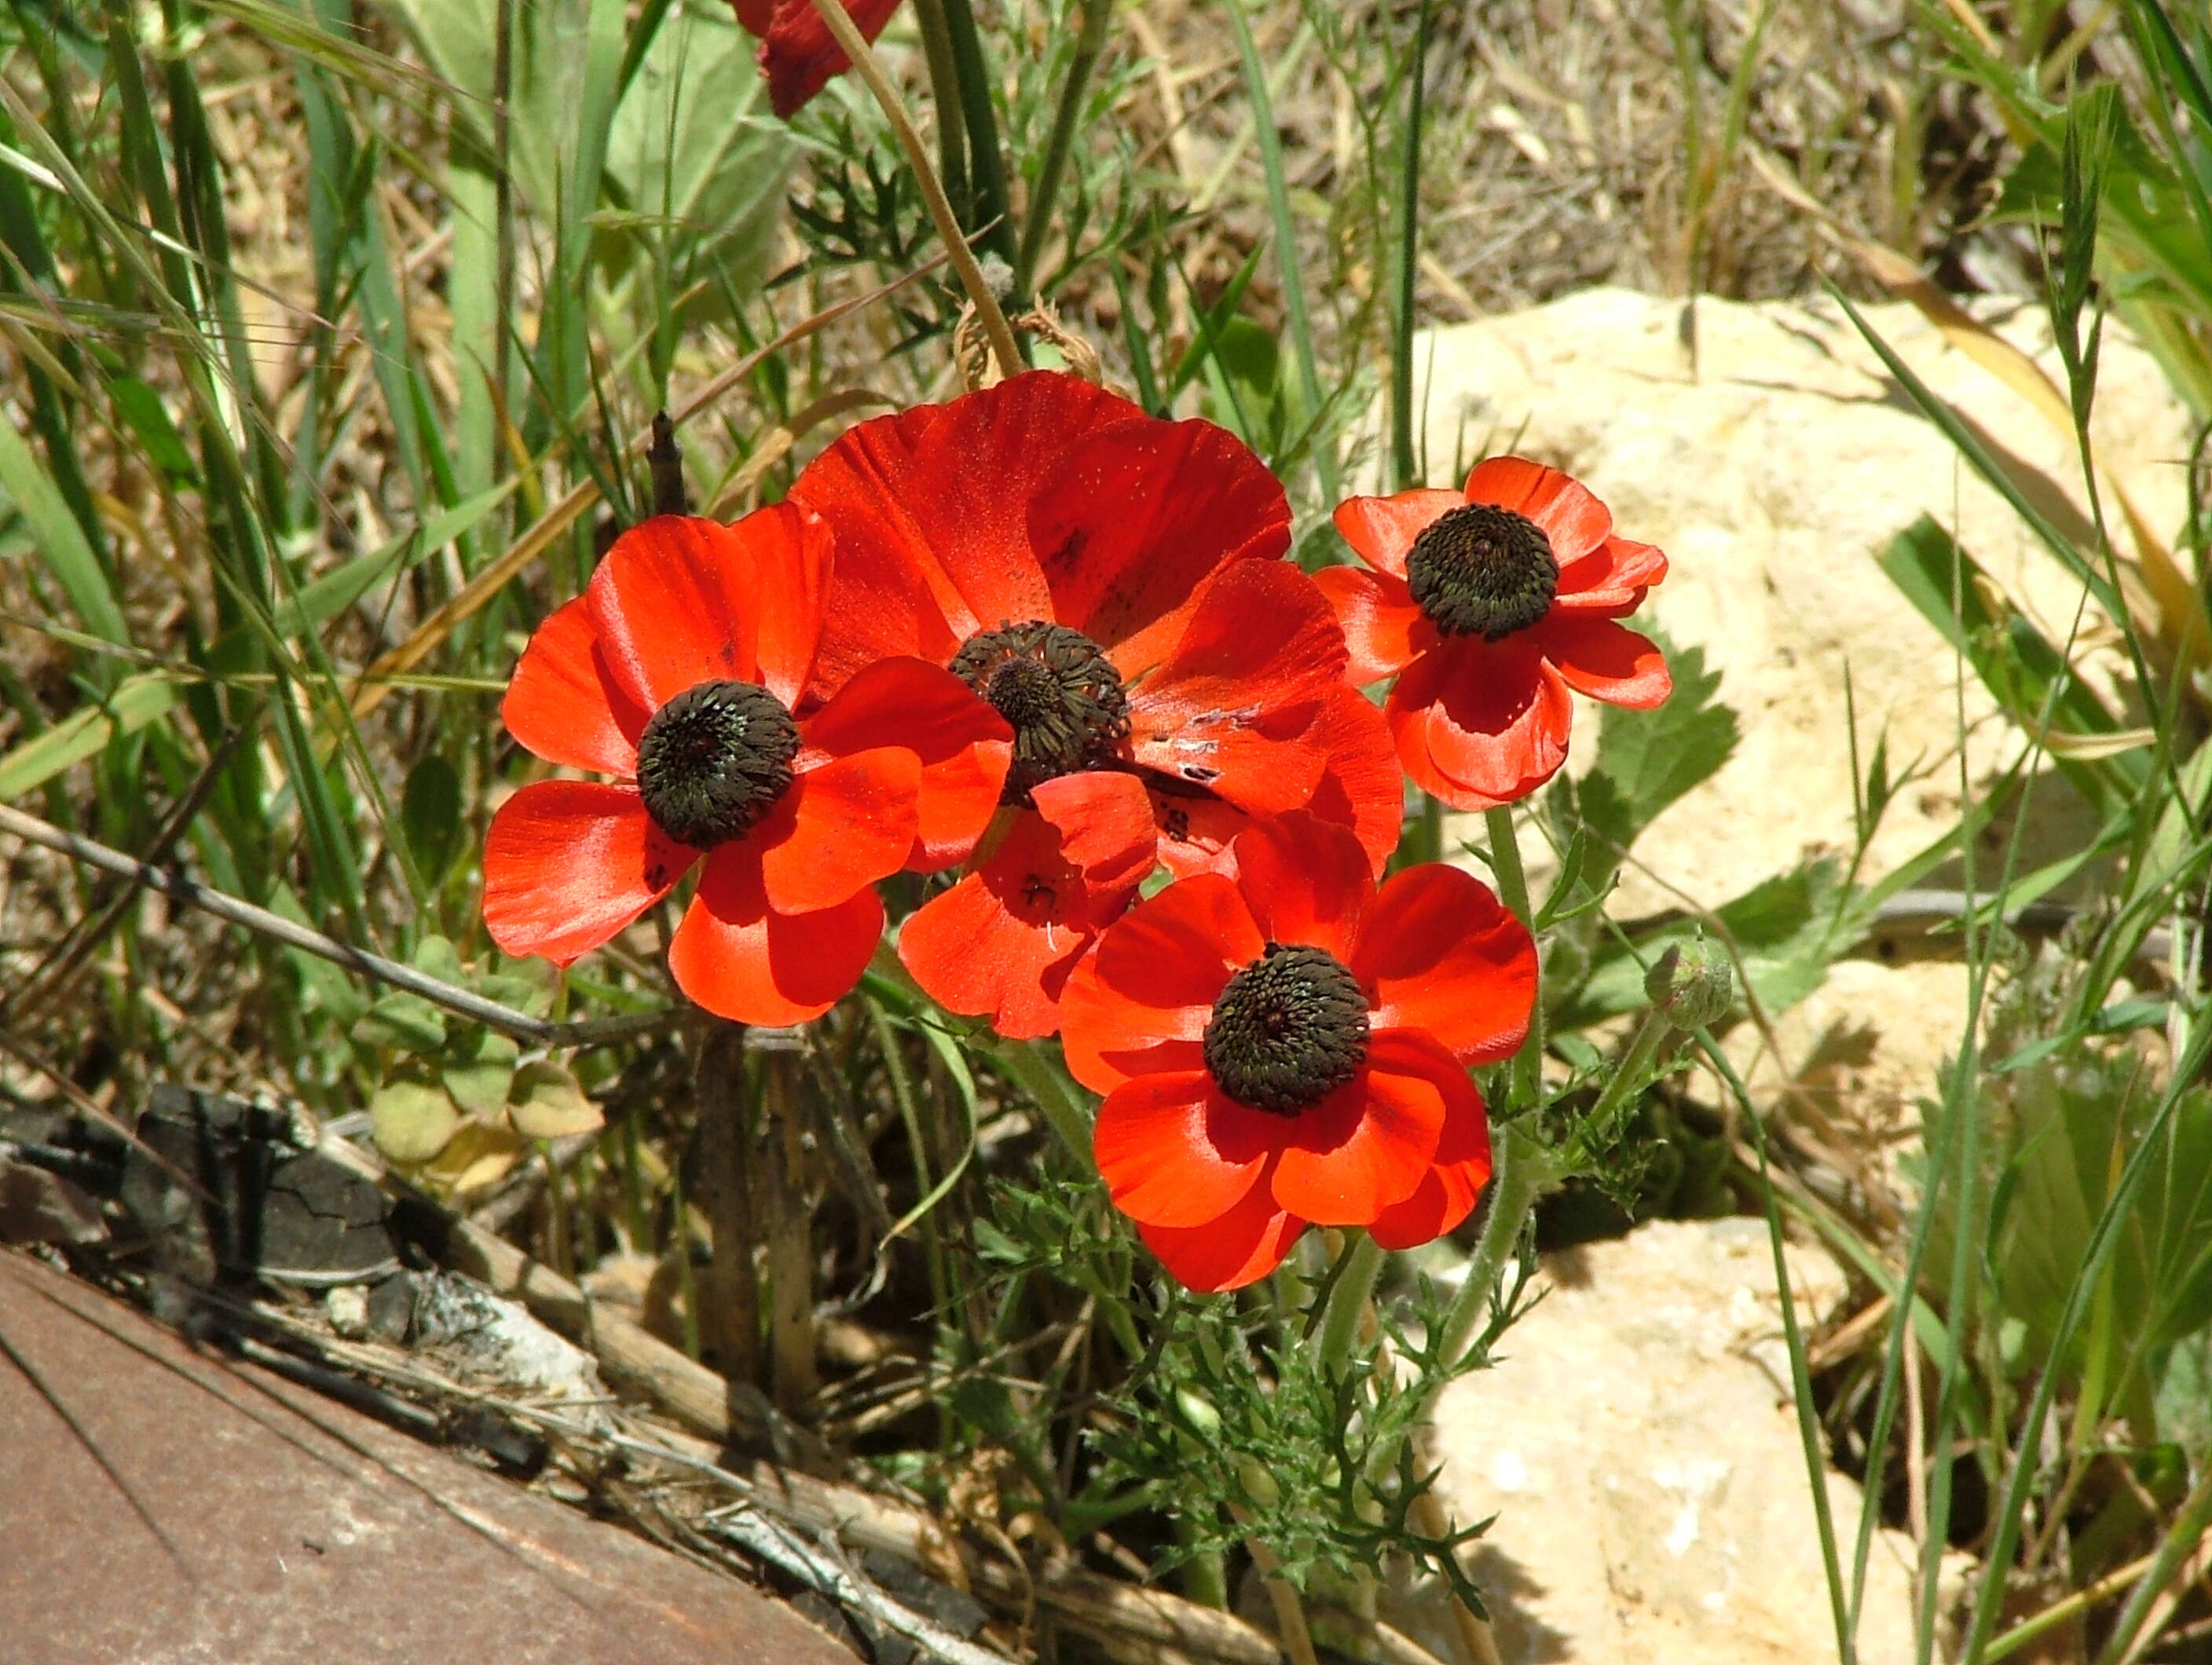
[1236,1455,1282,1510]
[1644,935,1733,1031]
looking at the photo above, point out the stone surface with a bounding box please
[1428,1218,1918,1663]
[0,1249,856,1665]
[1411,286,2190,1122]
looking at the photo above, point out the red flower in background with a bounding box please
[1059,814,1536,1292]
[789,371,1400,1037]
[483,509,1009,1026]
[1320,458,1671,811]
[731,0,901,119]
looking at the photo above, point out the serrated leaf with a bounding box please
[370,1080,462,1166]
[509,1060,602,1140]
[1580,629,1741,849]
[353,990,447,1053]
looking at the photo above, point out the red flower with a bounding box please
[731,0,902,119]
[482,509,1009,1026]
[789,371,1400,1037]
[1320,458,1671,811]
[1058,814,1536,1292]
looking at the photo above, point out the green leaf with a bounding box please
[597,5,790,320]
[401,754,463,883]
[509,1059,602,1140]
[1877,514,2137,813]
[370,1079,463,1166]
[442,1030,520,1120]
[1566,858,1858,1026]
[0,674,180,798]
[105,375,198,484]
[0,393,126,650]
[1578,631,1741,854]
[353,990,448,1053]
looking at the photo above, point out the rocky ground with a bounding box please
[1408,286,2190,1661]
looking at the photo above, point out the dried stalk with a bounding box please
[694,1020,763,1387]
[801,0,1021,378]
[0,801,673,1049]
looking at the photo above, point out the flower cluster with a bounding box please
[483,370,1670,1290]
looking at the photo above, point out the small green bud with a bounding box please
[1174,1388,1222,1440]
[1236,1455,1282,1509]
[1644,935,1734,1031]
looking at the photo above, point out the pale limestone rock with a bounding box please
[1427,1219,1921,1664]
[1408,287,2189,1123]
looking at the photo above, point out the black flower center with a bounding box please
[1404,503,1558,640]
[634,679,800,849]
[951,620,1130,800]
[1203,942,1372,1115]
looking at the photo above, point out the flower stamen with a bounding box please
[1405,503,1558,640]
[634,679,800,849]
[1203,942,1371,1114]
[952,620,1130,800]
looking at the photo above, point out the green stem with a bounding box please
[1224,0,1337,503]
[909,0,969,221]
[1389,0,1434,491]
[1317,1233,1385,1371]
[995,1037,1095,1170]
[1483,805,1542,1117]
[1014,0,1111,298]
[1579,1011,1668,1144]
[936,0,1016,269]
[1437,1120,1548,1370]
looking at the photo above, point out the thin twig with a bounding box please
[802,0,1022,377]
[0,801,674,1048]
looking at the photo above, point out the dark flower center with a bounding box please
[951,620,1130,800]
[634,679,800,849]
[1404,503,1558,640]
[1203,942,1371,1116]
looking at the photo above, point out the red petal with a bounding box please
[1266,1045,1449,1226]
[1129,561,1342,815]
[1093,1074,1278,1228]
[1033,415,1290,676]
[1149,788,1249,881]
[482,781,695,966]
[1368,1045,1492,1250]
[501,594,645,776]
[1314,565,1431,686]
[1087,871,1260,1013]
[668,847,882,1025]
[800,656,1014,869]
[1224,812,1374,962]
[1387,637,1573,810]
[757,746,921,914]
[1031,770,1158,921]
[1463,457,1612,565]
[1059,948,1210,1096]
[1137,1181,1307,1292]
[1331,490,1465,580]
[1535,614,1673,709]
[754,0,903,118]
[796,373,1142,693]
[895,812,1094,1039]
[588,516,759,713]
[1302,686,1404,876]
[1555,534,1668,613]
[1357,865,1536,1065]
[731,0,777,36]
[738,500,833,708]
